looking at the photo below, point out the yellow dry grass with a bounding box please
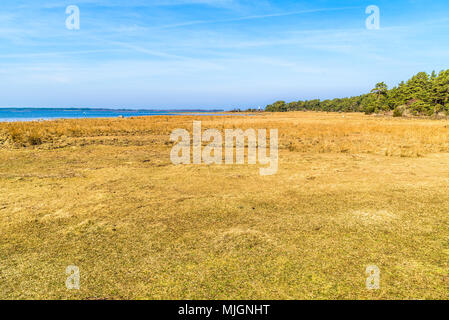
[0,112,448,299]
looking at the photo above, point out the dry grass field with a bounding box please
[0,112,448,299]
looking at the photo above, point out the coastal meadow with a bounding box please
[0,112,448,299]
[2,112,449,157]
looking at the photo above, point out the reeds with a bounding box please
[1,112,449,157]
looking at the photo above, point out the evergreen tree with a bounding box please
[265,69,449,115]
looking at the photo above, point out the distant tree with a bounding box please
[410,100,432,116]
[265,69,449,116]
[371,82,388,100]
[265,101,287,112]
[287,102,298,111]
[432,70,449,109]
[430,70,437,81]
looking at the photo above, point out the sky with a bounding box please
[1,0,449,109]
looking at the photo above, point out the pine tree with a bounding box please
[266,69,449,116]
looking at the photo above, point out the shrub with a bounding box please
[434,104,444,114]
[364,105,376,114]
[26,132,42,145]
[7,127,24,143]
[393,107,403,117]
[410,100,432,115]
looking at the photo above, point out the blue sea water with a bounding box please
[0,108,226,122]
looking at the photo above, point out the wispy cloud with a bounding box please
[153,6,361,29]
[0,0,449,108]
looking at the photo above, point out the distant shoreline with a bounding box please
[0,107,225,112]
[0,108,246,123]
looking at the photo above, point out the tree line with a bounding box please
[265,69,449,116]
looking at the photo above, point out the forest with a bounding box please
[265,69,449,116]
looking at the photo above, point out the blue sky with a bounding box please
[1,0,449,109]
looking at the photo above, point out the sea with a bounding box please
[0,108,228,122]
